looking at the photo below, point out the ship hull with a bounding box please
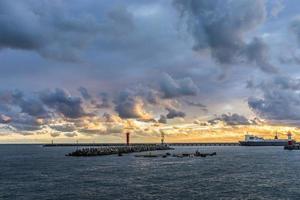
[239,141,288,146]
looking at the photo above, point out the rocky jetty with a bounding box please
[66,144,173,157]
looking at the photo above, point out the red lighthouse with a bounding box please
[126,132,130,146]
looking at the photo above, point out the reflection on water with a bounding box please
[1,145,300,199]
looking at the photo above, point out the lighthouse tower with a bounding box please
[161,132,165,145]
[287,131,293,146]
[126,132,130,146]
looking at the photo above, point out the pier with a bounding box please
[44,142,240,147]
[66,144,173,157]
[168,142,239,146]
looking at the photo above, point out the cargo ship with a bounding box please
[239,132,294,146]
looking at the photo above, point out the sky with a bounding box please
[1,0,300,143]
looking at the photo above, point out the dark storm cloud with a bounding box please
[0,1,43,50]
[209,113,251,125]
[244,37,277,73]
[114,90,150,119]
[0,0,135,61]
[18,99,47,117]
[78,87,111,108]
[39,88,87,118]
[9,114,46,132]
[248,76,300,121]
[140,89,161,105]
[0,90,47,117]
[166,107,186,119]
[0,90,47,132]
[174,0,276,73]
[160,73,198,98]
[0,88,94,133]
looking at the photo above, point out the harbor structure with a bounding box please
[44,142,240,147]
[288,132,293,145]
[126,132,130,146]
[239,132,294,146]
[66,144,173,157]
[161,132,165,145]
[284,132,300,150]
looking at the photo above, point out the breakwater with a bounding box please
[66,144,173,157]
[44,142,239,147]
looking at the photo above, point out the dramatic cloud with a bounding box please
[174,0,276,73]
[114,90,152,119]
[209,113,252,126]
[39,88,87,118]
[244,37,277,73]
[160,73,198,98]
[0,0,134,61]
[166,107,186,119]
[9,115,46,132]
[0,90,47,117]
[140,89,161,105]
[0,88,94,133]
[248,76,300,122]
[1,0,300,141]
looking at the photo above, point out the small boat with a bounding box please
[194,150,217,157]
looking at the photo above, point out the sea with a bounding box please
[1,145,300,200]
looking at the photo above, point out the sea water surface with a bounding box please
[1,145,300,200]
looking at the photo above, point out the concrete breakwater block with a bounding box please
[66,145,173,157]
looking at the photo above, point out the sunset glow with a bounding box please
[0,0,300,143]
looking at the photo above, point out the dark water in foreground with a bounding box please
[1,145,300,200]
